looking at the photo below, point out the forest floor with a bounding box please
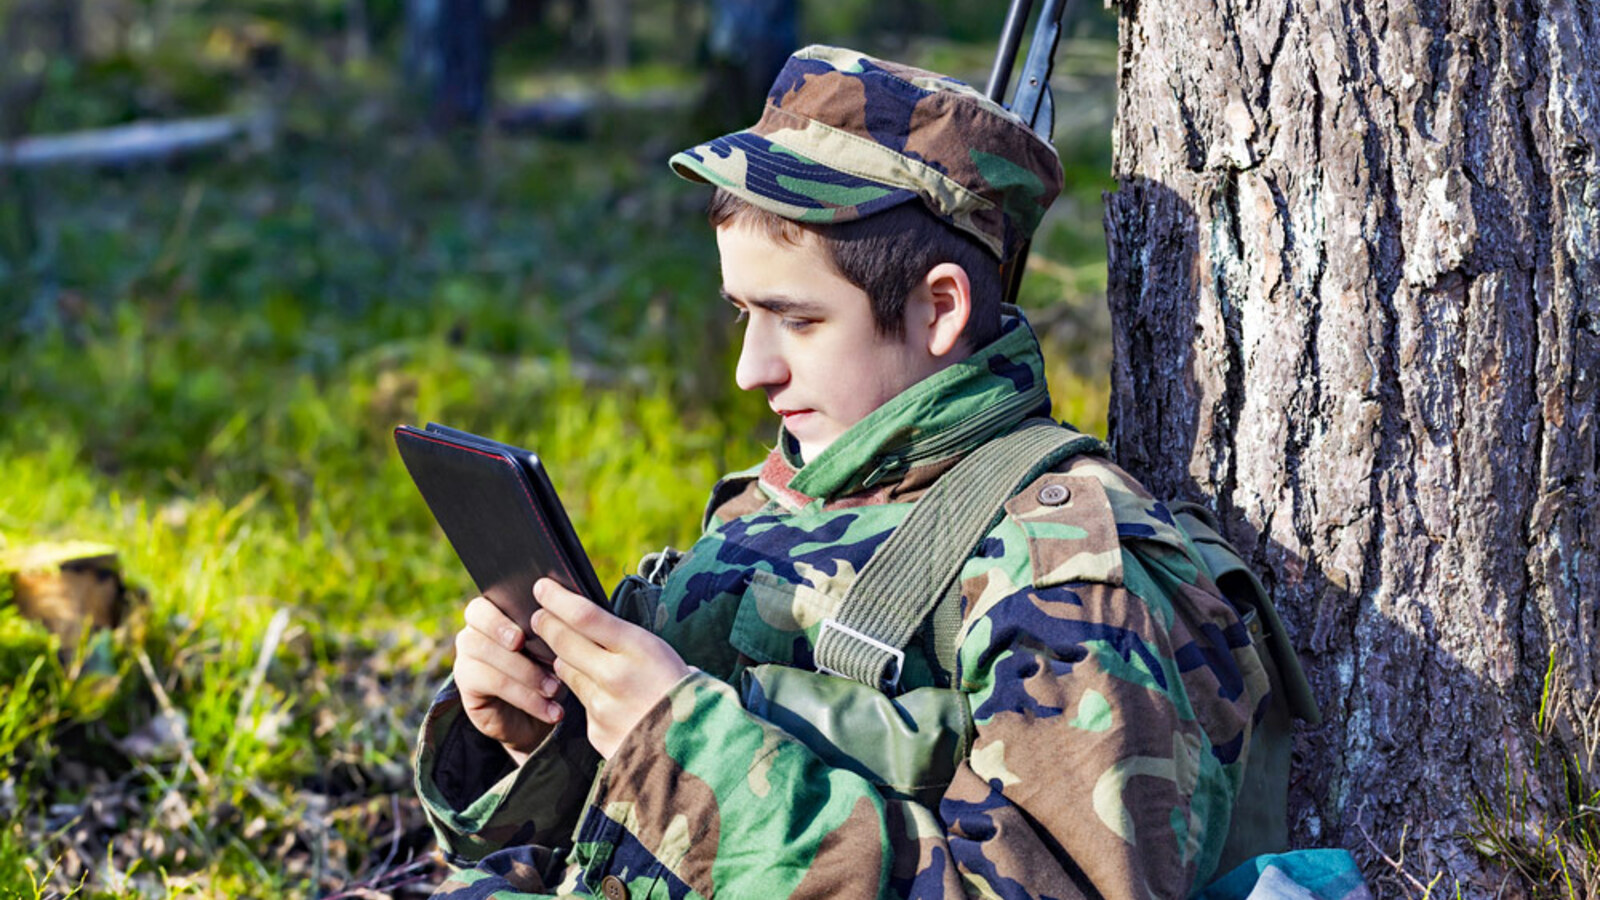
[0,5,1121,897]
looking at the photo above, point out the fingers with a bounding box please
[460,597,558,692]
[462,686,555,752]
[534,579,622,639]
[531,602,614,680]
[455,597,563,729]
[548,656,600,715]
[456,627,561,708]
[533,580,612,677]
[460,595,562,692]
[464,595,525,652]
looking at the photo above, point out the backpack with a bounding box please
[741,418,1320,879]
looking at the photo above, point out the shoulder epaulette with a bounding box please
[1004,455,1194,588]
[701,464,765,532]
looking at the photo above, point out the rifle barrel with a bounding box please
[985,0,1036,102]
[990,0,1075,306]
[1008,0,1070,135]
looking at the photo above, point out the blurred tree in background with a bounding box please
[697,0,797,132]
[404,0,491,128]
[0,0,1121,894]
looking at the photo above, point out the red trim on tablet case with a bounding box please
[398,429,579,588]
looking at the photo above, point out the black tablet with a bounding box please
[395,423,606,659]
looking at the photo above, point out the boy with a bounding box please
[415,46,1265,899]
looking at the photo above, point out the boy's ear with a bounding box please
[920,262,972,358]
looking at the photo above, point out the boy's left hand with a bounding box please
[531,578,692,759]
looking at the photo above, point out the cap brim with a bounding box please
[670,130,918,225]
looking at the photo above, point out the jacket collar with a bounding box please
[758,310,1054,507]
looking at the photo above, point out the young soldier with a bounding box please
[415,46,1266,899]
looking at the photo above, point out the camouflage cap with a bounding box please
[670,45,1063,261]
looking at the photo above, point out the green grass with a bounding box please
[0,118,766,892]
[0,5,1120,893]
[0,315,764,895]
[1466,650,1600,898]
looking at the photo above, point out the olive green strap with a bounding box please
[1167,501,1321,725]
[925,582,965,685]
[815,419,1100,689]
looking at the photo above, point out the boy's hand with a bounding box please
[532,578,692,760]
[454,596,566,766]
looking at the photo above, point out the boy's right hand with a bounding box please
[454,596,566,766]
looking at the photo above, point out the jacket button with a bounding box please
[600,875,629,900]
[1037,483,1070,506]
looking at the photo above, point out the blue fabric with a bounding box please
[1192,849,1371,900]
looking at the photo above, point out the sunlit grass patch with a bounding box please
[0,299,764,894]
[0,7,1120,890]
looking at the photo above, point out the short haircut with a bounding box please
[707,189,1004,349]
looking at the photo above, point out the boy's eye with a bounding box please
[781,318,814,333]
[731,307,749,324]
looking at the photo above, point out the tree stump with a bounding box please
[2,541,133,648]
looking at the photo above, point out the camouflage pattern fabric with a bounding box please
[669,45,1064,262]
[414,313,1274,899]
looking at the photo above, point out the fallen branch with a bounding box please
[0,112,274,169]
[1359,821,1445,898]
[132,648,212,791]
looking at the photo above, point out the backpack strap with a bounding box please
[813,419,1102,690]
[1167,501,1322,871]
[923,581,966,686]
[1167,501,1321,725]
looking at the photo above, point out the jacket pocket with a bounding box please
[728,569,840,668]
[740,663,974,808]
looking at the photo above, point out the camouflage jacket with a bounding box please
[414,316,1267,899]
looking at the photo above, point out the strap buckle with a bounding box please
[816,618,905,690]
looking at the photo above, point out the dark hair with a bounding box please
[707,188,1003,348]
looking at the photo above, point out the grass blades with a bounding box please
[1467,650,1600,898]
[1,7,1121,892]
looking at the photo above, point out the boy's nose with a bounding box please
[734,329,788,392]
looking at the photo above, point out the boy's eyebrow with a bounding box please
[719,288,826,317]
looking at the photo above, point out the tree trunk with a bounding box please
[697,0,798,133]
[1104,0,1598,894]
[594,0,630,71]
[404,0,491,129]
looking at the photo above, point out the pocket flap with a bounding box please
[729,569,841,668]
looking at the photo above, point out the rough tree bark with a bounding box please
[1104,0,1597,894]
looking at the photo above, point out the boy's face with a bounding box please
[717,222,947,462]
